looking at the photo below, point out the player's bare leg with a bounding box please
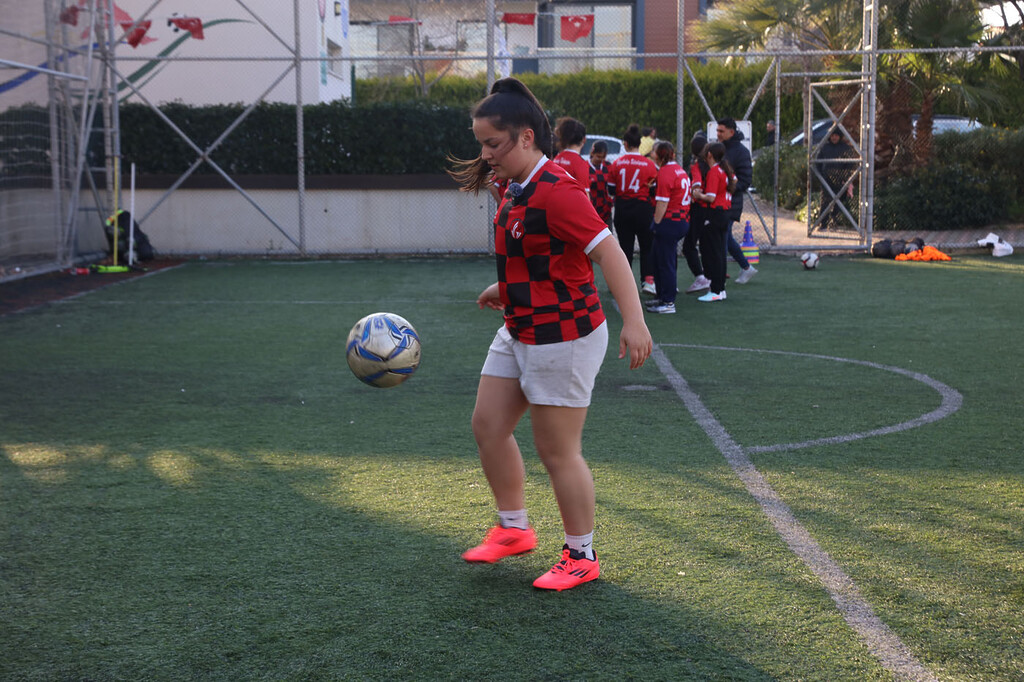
[471,375,530,511]
[530,404,600,590]
[462,375,538,564]
[530,404,593,535]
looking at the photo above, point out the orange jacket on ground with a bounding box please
[895,245,951,261]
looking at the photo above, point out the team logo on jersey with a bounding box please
[510,221,523,239]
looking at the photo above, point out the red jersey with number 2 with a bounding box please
[654,162,691,222]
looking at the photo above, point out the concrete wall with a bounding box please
[105,184,494,256]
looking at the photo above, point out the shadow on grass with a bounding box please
[0,443,781,681]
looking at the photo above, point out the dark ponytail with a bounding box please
[555,116,586,151]
[622,123,642,150]
[448,78,553,194]
[653,141,675,166]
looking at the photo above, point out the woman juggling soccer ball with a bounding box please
[448,78,652,591]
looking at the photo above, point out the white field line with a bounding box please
[652,344,946,682]
[8,264,188,316]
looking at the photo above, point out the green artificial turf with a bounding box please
[1,254,1022,680]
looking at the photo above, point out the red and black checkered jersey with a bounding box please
[494,159,611,345]
[553,150,591,193]
[654,162,691,222]
[608,153,657,205]
[589,160,612,221]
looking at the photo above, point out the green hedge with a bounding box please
[872,127,1024,230]
[115,66,802,176]
[751,144,808,211]
[873,162,1017,231]
[118,100,480,175]
[355,64,804,150]
[7,67,803,177]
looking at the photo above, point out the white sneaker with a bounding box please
[735,266,758,284]
[697,290,726,302]
[647,301,676,314]
[685,275,711,294]
[641,281,657,296]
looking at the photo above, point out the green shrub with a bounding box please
[119,100,480,175]
[873,163,1015,231]
[752,144,808,210]
[355,66,804,150]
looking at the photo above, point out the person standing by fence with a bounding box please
[716,118,758,285]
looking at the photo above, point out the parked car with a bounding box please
[787,115,981,147]
[912,114,982,136]
[787,119,838,147]
[580,134,624,164]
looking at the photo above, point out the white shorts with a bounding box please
[480,322,609,408]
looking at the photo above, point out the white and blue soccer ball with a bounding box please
[801,252,820,269]
[346,312,421,388]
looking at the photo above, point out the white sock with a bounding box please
[565,532,595,560]
[498,509,528,530]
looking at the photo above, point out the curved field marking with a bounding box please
[662,344,963,454]
[651,344,943,682]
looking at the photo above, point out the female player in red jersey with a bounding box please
[608,124,658,296]
[691,142,736,302]
[552,116,591,194]
[448,78,652,591]
[645,141,691,314]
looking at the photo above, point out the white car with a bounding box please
[580,134,624,164]
[912,114,982,136]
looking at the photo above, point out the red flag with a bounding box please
[169,16,204,40]
[388,15,420,25]
[560,14,594,42]
[60,6,80,26]
[120,20,151,48]
[502,13,536,25]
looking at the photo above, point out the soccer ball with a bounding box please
[346,312,422,388]
[801,252,820,269]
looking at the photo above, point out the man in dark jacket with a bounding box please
[815,128,856,229]
[715,117,757,284]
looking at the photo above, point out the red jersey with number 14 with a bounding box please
[609,153,657,205]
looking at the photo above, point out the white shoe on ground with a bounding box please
[735,266,758,284]
[697,290,727,302]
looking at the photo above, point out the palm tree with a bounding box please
[698,0,862,70]
[697,0,1001,168]
[979,0,1024,81]
[884,0,988,164]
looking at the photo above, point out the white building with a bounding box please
[0,0,352,107]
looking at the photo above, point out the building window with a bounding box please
[327,39,343,76]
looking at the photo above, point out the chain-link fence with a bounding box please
[1,0,110,280]
[3,0,1021,280]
